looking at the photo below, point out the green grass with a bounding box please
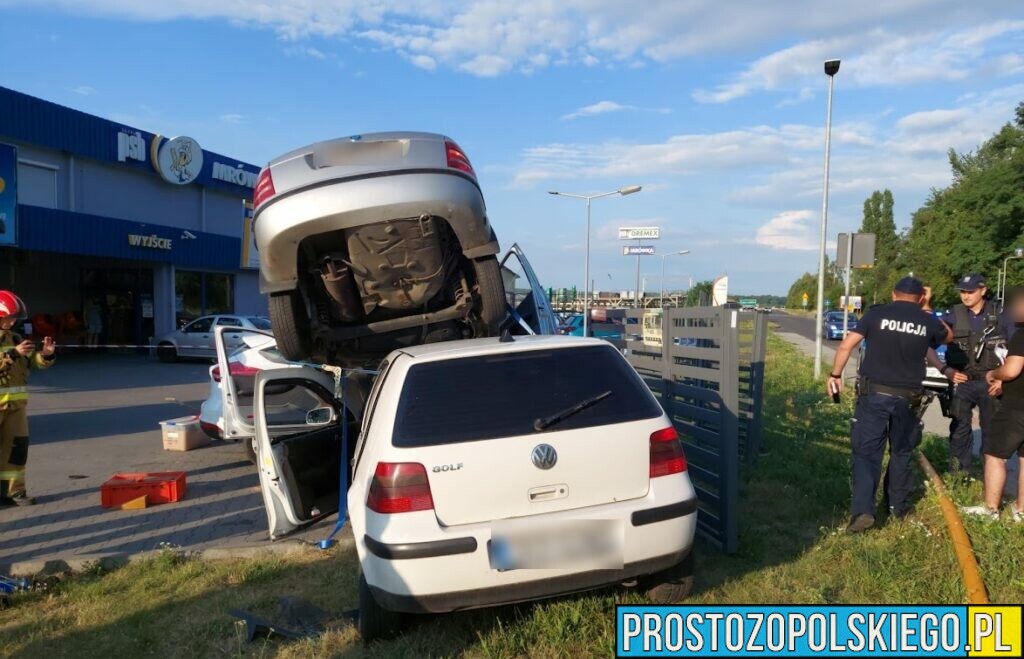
[2,334,1021,657]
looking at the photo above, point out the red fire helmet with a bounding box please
[0,291,27,321]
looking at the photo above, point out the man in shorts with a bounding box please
[964,286,1024,521]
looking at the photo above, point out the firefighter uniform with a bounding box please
[943,274,1013,472]
[0,330,55,503]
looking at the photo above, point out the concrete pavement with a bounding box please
[0,353,342,575]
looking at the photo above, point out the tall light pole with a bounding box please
[549,185,642,336]
[813,58,840,378]
[661,250,691,307]
[998,246,1024,306]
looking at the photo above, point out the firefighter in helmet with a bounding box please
[0,291,55,506]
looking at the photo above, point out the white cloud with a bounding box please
[219,113,244,124]
[756,210,820,251]
[459,54,512,77]
[15,1,1020,77]
[694,20,1024,103]
[562,100,628,120]
[511,122,874,187]
[283,45,327,59]
[70,84,96,95]
[409,54,437,71]
[561,100,670,121]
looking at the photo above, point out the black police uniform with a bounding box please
[849,301,947,517]
[943,301,1012,471]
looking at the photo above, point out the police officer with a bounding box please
[943,274,1013,473]
[828,277,952,533]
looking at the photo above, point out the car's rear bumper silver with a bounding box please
[254,170,498,294]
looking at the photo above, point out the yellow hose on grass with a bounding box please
[916,450,990,605]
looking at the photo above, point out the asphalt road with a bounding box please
[771,310,818,342]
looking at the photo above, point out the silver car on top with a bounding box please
[252,132,505,365]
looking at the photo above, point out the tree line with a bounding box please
[788,102,1024,311]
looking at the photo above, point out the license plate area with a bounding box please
[489,519,623,571]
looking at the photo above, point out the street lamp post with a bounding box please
[661,250,691,308]
[813,58,841,378]
[549,185,642,336]
[998,246,1024,306]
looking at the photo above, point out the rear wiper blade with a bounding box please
[533,390,612,431]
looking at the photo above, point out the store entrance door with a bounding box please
[81,267,155,349]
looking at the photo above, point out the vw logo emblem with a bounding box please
[531,444,557,470]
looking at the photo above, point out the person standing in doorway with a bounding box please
[0,290,56,506]
[85,298,102,347]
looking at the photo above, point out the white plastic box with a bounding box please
[160,416,210,451]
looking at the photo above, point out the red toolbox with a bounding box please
[100,472,187,508]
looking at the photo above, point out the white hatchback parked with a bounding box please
[249,335,698,640]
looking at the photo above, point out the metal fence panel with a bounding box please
[624,307,767,553]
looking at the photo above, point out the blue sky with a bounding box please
[2,2,1023,295]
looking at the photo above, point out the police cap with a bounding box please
[956,273,986,292]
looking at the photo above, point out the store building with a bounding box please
[0,86,265,346]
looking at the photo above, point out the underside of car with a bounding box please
[269,214,504,366]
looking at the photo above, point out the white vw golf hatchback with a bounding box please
[248,335,698,640]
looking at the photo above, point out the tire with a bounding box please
[243,436,257,465]
[269,290,312,362]
[358,571,403,641]
[470,256,505,336]
[158,343,178,363]
[641,552,695,604]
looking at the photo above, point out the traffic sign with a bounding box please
[623,245,655,256]
[618,227,660,240]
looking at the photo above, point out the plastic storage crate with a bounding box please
[100,472,187,508]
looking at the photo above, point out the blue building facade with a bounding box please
[0,86,265,346]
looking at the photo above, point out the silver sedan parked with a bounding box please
[157,315,272,362]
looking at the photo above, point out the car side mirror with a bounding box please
[306,406,335,426]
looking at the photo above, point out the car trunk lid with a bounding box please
[416,419,654,526]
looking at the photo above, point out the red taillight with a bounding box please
[445,141,475,178]
[229,363,260,378]
[253,168,276,209]
[650,427,687,478]
[366,462,434,514]
[213,363,259,383]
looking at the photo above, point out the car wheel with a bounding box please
[158,343,178,363]
[470,256,505,336]
[269,290,313,361]
[641,552,695,604]
[358,571,403,641]
[244,436,257,465]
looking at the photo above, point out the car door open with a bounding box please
[214,325,271,441]
[499,243,559,336]
[253,366,351,539]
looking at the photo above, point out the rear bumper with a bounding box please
[362,495,697,613]
[369,548,691,614]
[254,171,498,293]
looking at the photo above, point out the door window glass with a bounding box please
[393,345,662,447]
[500,252,540,334]
[217,317,242,327]
[185,317,213,333]
[264,380,337,432]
